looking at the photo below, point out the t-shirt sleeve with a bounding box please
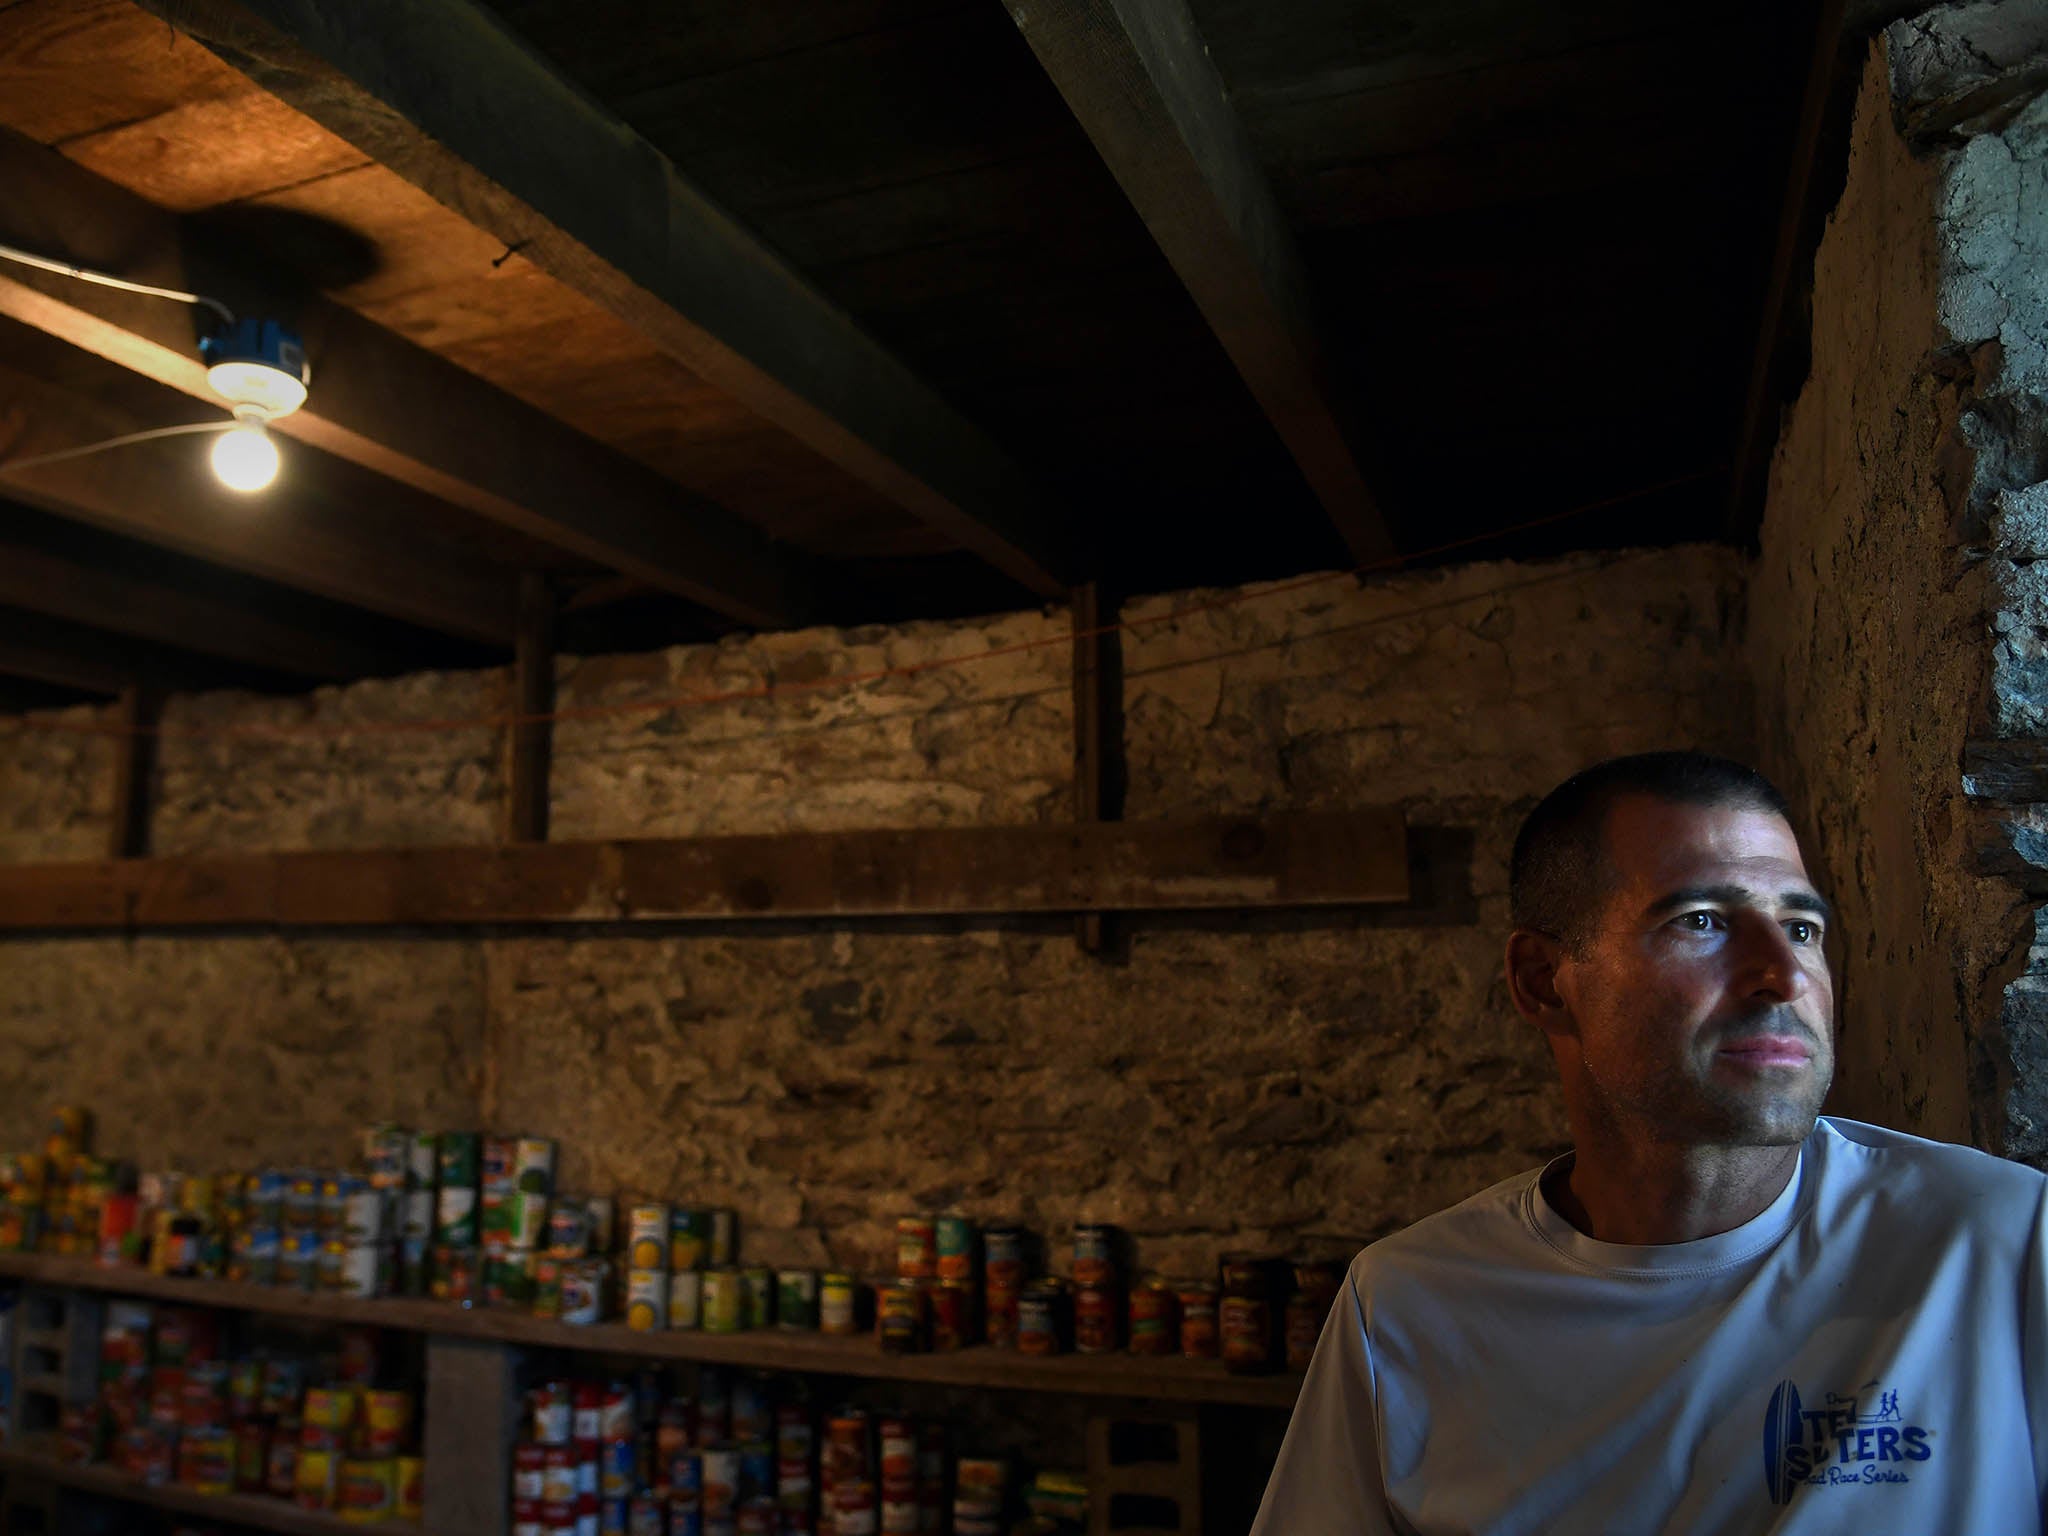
[2026,1175,2048,1514]
[1249,1270,1400,1535]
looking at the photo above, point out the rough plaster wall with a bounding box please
[0,705,115,861]
[488,547,1753,1276]
[1749,24,2048,1150]
[152,670,508,854]
[550,610,1072,840]
[0,550,1750,1273]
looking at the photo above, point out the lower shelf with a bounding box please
[0,1445,426,1536]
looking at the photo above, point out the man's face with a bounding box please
[1549,795,1835,1147]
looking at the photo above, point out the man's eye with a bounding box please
[1786,920,1821,945]
[1676,911,1721,931]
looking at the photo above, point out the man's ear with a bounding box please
[1505,929,1574,1038]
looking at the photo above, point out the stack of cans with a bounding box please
[952,1457,1008,1536]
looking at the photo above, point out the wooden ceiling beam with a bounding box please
[132,0,1077,599]
[0,621,132,696]
[0,129,817,630]
[0,523,414,681]
[1007,0,1396,567]
[0,361,519,643]
[0,608,277,696]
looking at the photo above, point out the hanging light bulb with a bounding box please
[211,414,280,492]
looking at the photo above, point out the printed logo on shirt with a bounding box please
[1761,1379,1932,1504]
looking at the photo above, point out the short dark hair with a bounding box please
[1509,752,1793,950]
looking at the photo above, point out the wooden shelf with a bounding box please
[0,1252,1301,1410]
[0,1444,427,1536]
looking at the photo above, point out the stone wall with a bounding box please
[0,546,1751,1275]
[0,703,116,862]
[1748,12,2048,1154]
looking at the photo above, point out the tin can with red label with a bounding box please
[1074,1284,1118,1354]
[894,1216,936,1281]
[931,1279,975,1351]
[1177,1282,1218,1359]
[1128,1278,1178,1356]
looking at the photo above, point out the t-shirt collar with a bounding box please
[1523,1137,1811,1276]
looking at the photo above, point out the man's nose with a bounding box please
[1734,913,1812,1002]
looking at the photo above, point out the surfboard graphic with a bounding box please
[1764,1380,1803,1504]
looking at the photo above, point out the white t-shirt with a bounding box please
[1251,1117,2048,1534]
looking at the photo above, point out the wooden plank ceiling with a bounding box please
[0,0,1823,707]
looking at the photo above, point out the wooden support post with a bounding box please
[503,573,555,844]
[423,1335,524,1536]
[105,684,157,861]
[1072,583,1125,954]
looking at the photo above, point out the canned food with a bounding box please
[1072,1223,1117,1287]
[628,1204,671,1273]
[302,1387,356,1432]
[775,1268,817,1330]
[601,1435,636,1498]
[437,1131,479,1189]
[488,1249,538,1308]
[179,1426,234,1495]
[627,1269,668,1331]
[400,1189,435,1242]
[701,1267,742,1334]
[1285,1289,1328,1371]
[934,1215,976,1281]
[877,1282,927,1354]
[234,1418,269,1491]
[1129,1278,1179,1356]
[701,1445,740,1519]
[1018,1278,1068,1356]
[668,1266,702,1330]
[707,1208,736,1266]
[507,1187,550,1251]
[562,1259,608,1325]
[533,1256,566,1319]
[669,1208,712,1272]
[361,1389,411,1457]
[363,1123,408,1190]
[516,1441,548,1497]
[541,1443,577,1502]
[547,1198,593,1258]
[431,1245,479,1305]
[436,1184,479,1246]
[396,1455,425,1521]
[516,1137,557,1192]
[739,1266,775,1330]
[895,1216,936,1281]
[931,1278,976,1351]
[337,1243,383,1298]
[1178,1282,1218,1358]
[296,1446,338,1510]
[406,1130,438,1190]
[1074,1284,1118,1354]
[983,1223,1027,1349]
[338,1457,396,1522]
[820,1272,859,1336]
[1220,1254,1281,1374]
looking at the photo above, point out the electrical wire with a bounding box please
[0,239,235,328]
[0,419,238,475]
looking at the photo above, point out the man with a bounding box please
[1252,751,2048,1534]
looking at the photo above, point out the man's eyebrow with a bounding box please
[1643,884,1834,922]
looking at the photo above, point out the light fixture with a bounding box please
[0,244,316,491]
[210,413,281,493]
[200,317,308,492]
